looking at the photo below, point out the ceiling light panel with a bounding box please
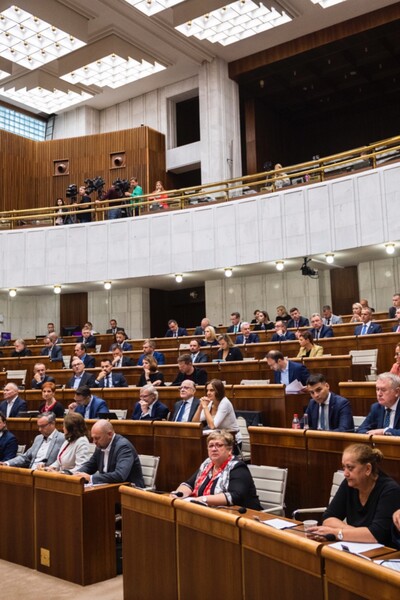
[175,0,291,46]
[0,5,86,69]
[124,0,186,17]
[310,0,347,7]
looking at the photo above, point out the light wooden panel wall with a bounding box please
[0,130,36,212]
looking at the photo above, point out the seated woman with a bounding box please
[297,331,323,358]
[390,344,400,376]
[309,443,400,547]
[200,325,219,347]
[47,412,91,473]
[38,382,65,418]
[350,302,363,323]
[216,334,243,361]
[137,356,164,387]
[253,310,274,331]
[12,338,32,357]
[171,430,261,510]
[193,379,242,449]
[275,305,290,323]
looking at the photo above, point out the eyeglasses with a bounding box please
[208,443,226,449]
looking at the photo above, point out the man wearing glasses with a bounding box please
[131,384,169,420]
[171,380,200,422]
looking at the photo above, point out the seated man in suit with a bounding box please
[358,373,400,436]
[0,383,27,417]
[309,313,334,340]
[131,384,169,420]
[31,362,56,389]
[171,380,200,422]
[189,339,209,364]
[194,318,211,336]
[106,319,125,335]
[78,326,96,349]
[68,385,109,419]
[227,312,242,334]
[93,359,128,388]
[265,350,310,387]
[354,307,383,335]
[66,358,96,389]
[74,420,144,486]
[172,354,208,387]
[271,320,296,342]
[235,322,260,345]
[287,307,309,329]
[0,412,64,468]
[389,293,400,319]
[136,339,165,366]
[111,345,135,367]
[392,307,400,333]
[165,319,188,338]
[74,343,95,368]
[12,338,32,357]
[303,373,354,432]
[322,305,342,326]
[111,331,133,352]
[0,412,18,461]
[40,333,63,362]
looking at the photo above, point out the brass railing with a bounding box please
[1,134,399,229]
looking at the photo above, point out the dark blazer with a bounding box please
[113,356,135,367]
[137,371,165,387]
[75,395,109,419]
[271,331,296,341]
[392,324,400,332]
[78,335,96,348]
[217,347,243,361]
[194,326,205,335]
[79,434,145,486]
[171,398,200,422]
[0,397,27,417]
[200,339,219,347]
[94,373,128,388]
[0,429,18,461]
[235,333,260,344]
[304,393,354,432]
[273,361,310,386]
[358,402,400,436]
[112,341,133,351]
[389,306,397,319]
[11,348,32,357]
[191,352,209,364]
[309,325,334,339]
[354,323,383,335]
[106,327,125,334]
[66,372,96,389]
[253,322,275,331]
[137,351,165,366]
[227,323,242,333]
[287,316,309,329]
[40,344,63,361]
[131,399,169,421]
[172,368,208,387]
[82,354,96,368]
[38,401,65,419]
[165,327,188,337]
[31,374,55,389]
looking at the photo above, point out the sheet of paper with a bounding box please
[329,541,383,553]
[374,560,400,572]
[285,379,304,394]
[261,518,298,530]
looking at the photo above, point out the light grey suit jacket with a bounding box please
[7,430,65,468]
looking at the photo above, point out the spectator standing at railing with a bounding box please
[76,185,92,223]
[273,163,290,189]
[54,197,68,225]
[125,176,143,217]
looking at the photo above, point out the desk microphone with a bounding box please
[171,491,184,497]
[216,506,247,514]
[320,533,336,541]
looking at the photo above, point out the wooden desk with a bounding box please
[120,487,177,600]
[338,382,376,416]
[232,384,286,426]
[34,471,118,585]
[0,466,35,568]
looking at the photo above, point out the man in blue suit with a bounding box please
[0,383,27,417]
[271,321,296,342]
[170,380,200,422]
[136,339,165,366]
[266,350,310,387]
[131,384,169,420]
[74,343,96,368]
[68,385,109,419]
[66,358,96,389]
[40,333,63,362]
[287,308,309,329]
[165,319,188,338]
[309,314,334,340]
[303,374,354,431]
[354,307,382,335]
[0,412,18,461]
[358,373,400,436]
[112,331,133,351]
[235,322,260,344]
[93,359,128,388]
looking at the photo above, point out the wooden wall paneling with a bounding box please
[59,292,88,334]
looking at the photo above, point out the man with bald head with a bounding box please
[171,380,200,422]
[0,383,27,417]
[74,420,144,486]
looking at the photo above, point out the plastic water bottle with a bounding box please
[303,414,309,430]
[292,414,300,429]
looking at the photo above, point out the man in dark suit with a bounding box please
[111,331,133,351]
[189,339,209,364]
[74,343,96,368]
[31,362,56,389]
[111,345,135,367]
[74,420,144,486]
[235,322,260,344]
[94,359,128,388]
[78,326,97,349]
[266,350,310,387]
[303,373,354,431]
[68,385,109,419]
[106,319,125,335]
[358,373,400,436]
[227,312,242,334]
[309,314,334,340]
[172,354,208,387]
[165,319,188,338]
[389,294,400,319]
[40,333,63,362]
[131,384,169,420]
[0,412,18,461]
[170,380,200,422]
[392,307,400,332]
[0,383,27,417]
[354,307,383,335]
[66,359,96,389]
[287,308,309,329]
[271,321,296,342]
[136,339,165,366]
[194,318,211,336]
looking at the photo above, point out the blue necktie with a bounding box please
[176,402,187,422]
[383,408,391,428]
[320,404,326,430]
[361,325,367,335]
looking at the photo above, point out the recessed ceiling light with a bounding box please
[123,0,186,16]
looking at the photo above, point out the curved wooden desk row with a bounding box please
[120,486,400,600]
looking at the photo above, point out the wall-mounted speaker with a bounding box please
[54,160,69,176]
[110,152,126,169]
